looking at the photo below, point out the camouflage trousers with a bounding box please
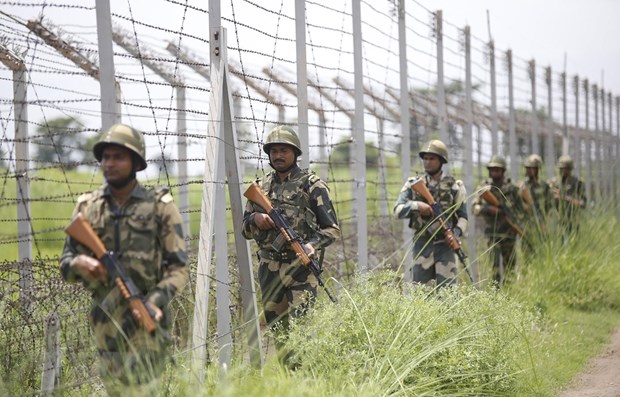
[488,237,517,285]
[257,255,318,330]
[90,293,169,388]
[411,240,457,288]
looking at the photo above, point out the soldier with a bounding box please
[59,124,189,395]
[241,126,340,354]
[519,154,553,247]
[549,155,586,235]
[393,139,467,288]
[473,155,524,285]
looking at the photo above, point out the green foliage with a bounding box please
[283,272,542,396]
[33,116,89,168]
[329,137,380,166]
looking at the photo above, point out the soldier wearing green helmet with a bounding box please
[549,154,586,236]
[242,125,340,365]
[473,155,525,285]
[518,154,553,257]
[60,123,189,394]
[393,139,468,288]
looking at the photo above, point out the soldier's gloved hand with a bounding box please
[133,301,164,323]
[453,226,462,238]
[72,254,108,287]
[253,213,275,230]
[301,242,316,259]
[485,206,500,216]
[417,202,433,218]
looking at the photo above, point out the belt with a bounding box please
[258,249,298,262]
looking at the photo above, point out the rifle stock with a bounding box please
[244,182,337,303]
[479,189,524,237]
[64,213,157,333]
[410,178,473,283]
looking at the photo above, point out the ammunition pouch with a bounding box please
[258,249,298,262]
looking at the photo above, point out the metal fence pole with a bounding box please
[561,72,568,156]
[435,11,449,148]
[0,45,32,310]
[545,67,555,180]
[463,26,477,283]
[583,80,592,201]
[506,50,517,181]
[528,60,540,156]
[573,76,581,177]
[398,0,413,275]
[488,41,499,155]
[352,0,368,271]
[295,0,309,168]
[95,0,119,128]
[593,84,601,202]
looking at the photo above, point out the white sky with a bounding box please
[430,0,620,93]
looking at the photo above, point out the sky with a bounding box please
[429,0,620,93]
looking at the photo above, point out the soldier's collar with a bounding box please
[275,164,301,182]
[103,182,147,200]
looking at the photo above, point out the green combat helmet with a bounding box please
[524,154,543,168]
[93,123,147,171]
[419,139,448,163]
[558,155,574,169]
[263,125,302,156]
[487,155,507,169]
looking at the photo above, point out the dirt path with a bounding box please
[557,326,620,397]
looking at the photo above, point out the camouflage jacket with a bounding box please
[393,172,468,242]
[59,183,189,334]
[518,178,553,221]
[473,178,525,239]
[241,165,340,254]
[549,175,586,218]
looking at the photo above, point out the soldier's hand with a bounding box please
[133,301,164,323]
[302,242,316,258]
[254,213,275,230]
[72,255,108,286]
[444,233,460,251]
[417,202,433,217]
[485,205,500,216]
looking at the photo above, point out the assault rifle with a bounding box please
[411,178,473,283]
[521,186,545,232]
[64,213,157,333]
[479,188,525,237]
[243,182,337,303]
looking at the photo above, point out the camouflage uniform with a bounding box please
[518,178,553,256]
[59,124,188,391]
[549,174,586,234]
[393,173,468,287]
[473,178,524,283]
[242,165,340,329]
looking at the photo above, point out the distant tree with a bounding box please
[34,116,87,169]
[331,137,380,166]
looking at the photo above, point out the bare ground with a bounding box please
[557,325,620,397]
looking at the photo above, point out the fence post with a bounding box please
[506,50,517,182]
[592,84,601,202]
[434,10,449,149]
[583,80,592,201]
[488,41,499,155]
[561,72,569,156]
[352,0,368,272]
[0,44,33,310]
[573,76,581,177]
[398,0,413,277]
[295,0,309,168]
[528,60,540,156]
[463,26,477,283]
[95,0,120,128]
[41,312,61,396]
[545,67,555,180]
